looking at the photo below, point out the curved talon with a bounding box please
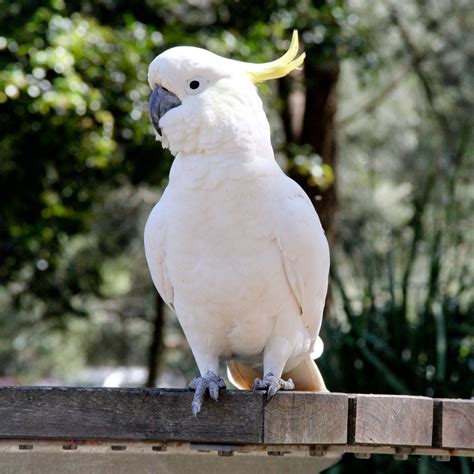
[191,400,201,417]
[252,372,295,399]
[209,382,220,401]
[189,370,226,416]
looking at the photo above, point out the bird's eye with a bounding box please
[186,77,208,95]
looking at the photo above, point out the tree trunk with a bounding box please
[278,58,339,244]
[292,60,340,245]
[145,294,165,387]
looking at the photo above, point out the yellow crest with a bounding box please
[240,30,305,83]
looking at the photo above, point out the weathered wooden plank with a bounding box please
[351,394,433,446]
[0,452,341,474]
[434,399,474,450]
[2,387,472,453]
[264,392,348,444]
[0,387,264,444]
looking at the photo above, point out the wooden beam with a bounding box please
[351,394,433,446]
[264,392,348,444]
[0,386,471,457]
[0,387,264,444]
[0,449,341,474]
[434,399,474,450]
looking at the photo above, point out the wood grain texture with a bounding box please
[0,387,471,452]
[435,399,474,449]
[264,392,348,444]
[352,395,433,446]
[0,387,264,444]
[0,452,340,474]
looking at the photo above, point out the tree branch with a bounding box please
[145,295,165,388]
[337,70,408,129]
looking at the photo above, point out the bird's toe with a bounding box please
[191,399,202,417]
[209,381,220,401]
[252,377,265,391]
[253,372,295,399]
[267,381,280,399]
[189,371,226,415]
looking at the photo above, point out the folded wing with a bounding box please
[144,198,174,309]
[276,178,330,341]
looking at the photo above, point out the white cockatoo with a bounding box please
[145,31,330,415]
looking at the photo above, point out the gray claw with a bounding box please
[209,382,219,401]
[189,370,226,416]
[267,382,279,398]
[191,400,201,417]
[252,372,295,399]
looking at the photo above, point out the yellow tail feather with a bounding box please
[227,354,328,392]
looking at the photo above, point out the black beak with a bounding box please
[149,85,182,136]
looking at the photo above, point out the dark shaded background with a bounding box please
[0,0,473,472]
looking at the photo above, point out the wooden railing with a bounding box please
[0,387,472,472]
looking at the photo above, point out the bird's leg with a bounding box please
[187,348,226,416]
[189,370,226,416]
[179,325,226,415]
[253,334,295,399]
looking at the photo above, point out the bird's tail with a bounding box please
[227,353,328,392]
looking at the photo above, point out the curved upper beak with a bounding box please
[148,85,182,136]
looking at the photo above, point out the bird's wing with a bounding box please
[144,195,174,309]
[276,178,330,339]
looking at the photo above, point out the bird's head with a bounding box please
[147,31,304,156]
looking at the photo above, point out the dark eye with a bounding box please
[186,77,208,94]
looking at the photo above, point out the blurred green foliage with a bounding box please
[0,1,473,472]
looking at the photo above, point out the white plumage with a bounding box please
[145,35,329,413]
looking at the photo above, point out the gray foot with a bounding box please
[189,370,226,416]
[252,372,295,399]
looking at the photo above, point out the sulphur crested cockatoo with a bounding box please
[145,31,329,415]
